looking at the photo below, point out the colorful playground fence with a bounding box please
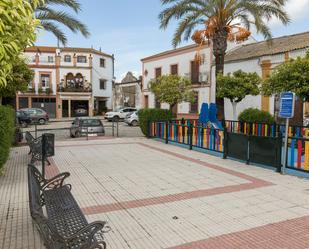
[224,120,309,139]
[149,120,224,153]
[286,136,309,172]
[149,119,309,174]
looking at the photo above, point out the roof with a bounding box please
[141,44,208,62]
[25,46,113,58]
[225,31,309,62]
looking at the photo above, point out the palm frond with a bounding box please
[42,0,81,13]
[40,21,67,45]
[36,7,90,37]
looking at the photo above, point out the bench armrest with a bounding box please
[65,221,109,248]
[42,172,71,190]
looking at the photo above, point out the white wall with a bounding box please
[92,54,114,109]
[212,47,309,120]
[142,46,212,113]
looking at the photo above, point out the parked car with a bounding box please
[105,107,137,121]
[74,105,88,117]
[19,108,49,125]
[124,111,139,126]
[16,110,31,127]
[70,117,105,138]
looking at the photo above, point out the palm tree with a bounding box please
[34,0,90,46]
[159,0,289,117]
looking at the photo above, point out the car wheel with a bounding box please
[38,118,46,125]
[113,116,120,122]
[131,120,138,126]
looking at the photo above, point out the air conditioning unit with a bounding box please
[199,72,209,84]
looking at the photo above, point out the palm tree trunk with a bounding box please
[213,28,228,120]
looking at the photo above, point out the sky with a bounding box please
[36,0,309,80]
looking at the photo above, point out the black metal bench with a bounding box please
[25,132,51,165]
[28,165,108,249]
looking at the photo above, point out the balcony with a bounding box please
[58,84,92,93]
[184,72,210,85]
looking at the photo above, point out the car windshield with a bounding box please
[81,119,102,126]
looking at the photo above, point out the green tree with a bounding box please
[0,0,40,86]
[217,70,261,120]
[159,0,289,117]
[0,57,34,104]
[35,0,90,46]
[264,53,309,102]
[149,75,195,113]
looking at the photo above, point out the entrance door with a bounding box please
[62,100,69,118]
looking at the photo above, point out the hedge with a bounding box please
[238,108,275,124]
[0,105,15,169]
[138,108,172,136]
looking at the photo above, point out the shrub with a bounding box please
[238,108,275,124]
[0,106,15,169]
[138,108,172,136]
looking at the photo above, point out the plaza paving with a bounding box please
[1,137,309,248]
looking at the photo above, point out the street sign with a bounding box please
[279,92,295,175]
[279,92,295,118]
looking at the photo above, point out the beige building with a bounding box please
[17,46,114,118]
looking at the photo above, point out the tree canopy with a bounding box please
[0,57,34,99]
[216,70,261,120]
[149,75,195,110]
[0,0,40,86]
[264,52,309,101]
[217,70,261,103]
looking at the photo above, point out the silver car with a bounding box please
[124,111,139,126]
[70,117,105,138]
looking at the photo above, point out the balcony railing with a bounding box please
[58,85,92,93]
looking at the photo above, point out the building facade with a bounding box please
[113,72,142,110]
[141,39,255,119]
[141,44,213,119]
[216,31,309,123]
[17,46,114,118]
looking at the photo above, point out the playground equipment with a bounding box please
[199,103,223,129]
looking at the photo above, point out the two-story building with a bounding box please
[17,46,114,118]
[141,39,255,119]
[141,44,212,119]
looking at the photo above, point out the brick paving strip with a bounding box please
[46,142,273,215]
[168,215,309,249]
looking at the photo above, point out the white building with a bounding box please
[216,31,309,123]
[141,39,255,119]
[18,46,114,118]
[141,44,212,119]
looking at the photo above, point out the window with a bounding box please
[191,61,200,83]
[100,79,107,89]
[171,64,178,75]
[77,56,87,63]
[48,56,54,63]
[64,55,71,62]
[40,74,50,88]
[155,67,162,78]
[190,92,199,113]
[100,58,105,67]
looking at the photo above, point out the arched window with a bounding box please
[75,73,84,88]
[65,73,74,87]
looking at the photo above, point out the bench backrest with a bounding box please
[25,131,34,144]
[28,165,44,218]
[27,165,65,247]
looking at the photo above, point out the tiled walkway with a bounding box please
[1,137,309,248]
